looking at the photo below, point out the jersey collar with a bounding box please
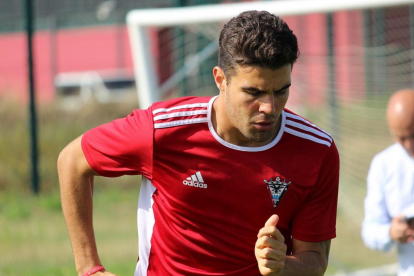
[207,96,285,152]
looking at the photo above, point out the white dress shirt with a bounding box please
[362,143,414,276]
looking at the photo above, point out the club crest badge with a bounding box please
[264,177,291,209]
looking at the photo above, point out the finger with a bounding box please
[255,247,285,275]
[255,244,287,261]
[258,256,282,269]
[264,214,279,227]
[405,228,414,237]
[258,266,282,276]
[258,215,284,240]
[256,236,279,249]
[257,227,285,242]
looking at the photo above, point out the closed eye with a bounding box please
[242,87,265,96]
[275,89,288,96]
[274,84,291,95]
[242,84,291,97]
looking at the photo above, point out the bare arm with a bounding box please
[58,136,115,275]
[282,239,330,276]
[255,215,330,276]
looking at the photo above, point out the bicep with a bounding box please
[58,135,98,178]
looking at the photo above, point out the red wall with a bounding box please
[0,25,134,103]
[0,12,367,105]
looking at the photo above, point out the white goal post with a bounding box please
[126,0,414,109]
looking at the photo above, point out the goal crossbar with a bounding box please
[127,0,414,108]
[127,0,414,27]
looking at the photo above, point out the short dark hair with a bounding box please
[218,10,299,82]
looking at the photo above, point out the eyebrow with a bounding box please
[241,83,291,94]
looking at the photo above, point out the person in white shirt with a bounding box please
[362,88,414,276]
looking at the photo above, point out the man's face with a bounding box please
[386,90,414,158]
[216,64,291,147]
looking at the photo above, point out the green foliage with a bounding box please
[0,97,138,193]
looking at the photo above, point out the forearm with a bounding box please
[61,175,100,273]
[280,251,327,276]
[255,218,330,276]
[58,138,101,274]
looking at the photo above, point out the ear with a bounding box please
[213,66,226,92]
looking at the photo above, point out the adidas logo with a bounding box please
[182,171,207,188]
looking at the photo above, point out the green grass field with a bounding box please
[0,184,139,275]
[0,96,398,275]
[0,97,141,275]
[0,185,397,276]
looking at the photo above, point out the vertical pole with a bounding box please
[328,13,338,140]
[116,9,125,71]
[410,5,414,89]
[363,10,372,99]
[49,13,57,94]
[175,0,186,96]
[24,0,40,194]
[373,8,386,95]
[128,24,160,108]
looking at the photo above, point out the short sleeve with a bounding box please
[81,108,153,179]
[291,141,340,242]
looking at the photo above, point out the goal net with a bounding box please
[127,0,414,274]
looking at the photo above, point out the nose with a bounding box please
[258,95,276,115]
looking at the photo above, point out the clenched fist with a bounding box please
[255,215,287,276]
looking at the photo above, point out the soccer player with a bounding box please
[58,10,339,276]
[362,89,414,276]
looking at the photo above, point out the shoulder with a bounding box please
[371,143,403,166]
[367,144,405,192]
[369,143,410,178]
[283,108,334,149]
[151,96,211,111]
[368,143,406,182]
[150,96,212,129]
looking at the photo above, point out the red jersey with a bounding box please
[82,96,339,276]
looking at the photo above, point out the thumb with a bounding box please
[264,214,279,227]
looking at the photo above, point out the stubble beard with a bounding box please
[226,97,279,144]
[228,108,278,144]
[246,122,278,143]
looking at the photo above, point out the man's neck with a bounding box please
[211,96,281,147]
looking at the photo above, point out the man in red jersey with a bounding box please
[58,10,339,276]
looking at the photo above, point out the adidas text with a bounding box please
[183,172,207,188]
